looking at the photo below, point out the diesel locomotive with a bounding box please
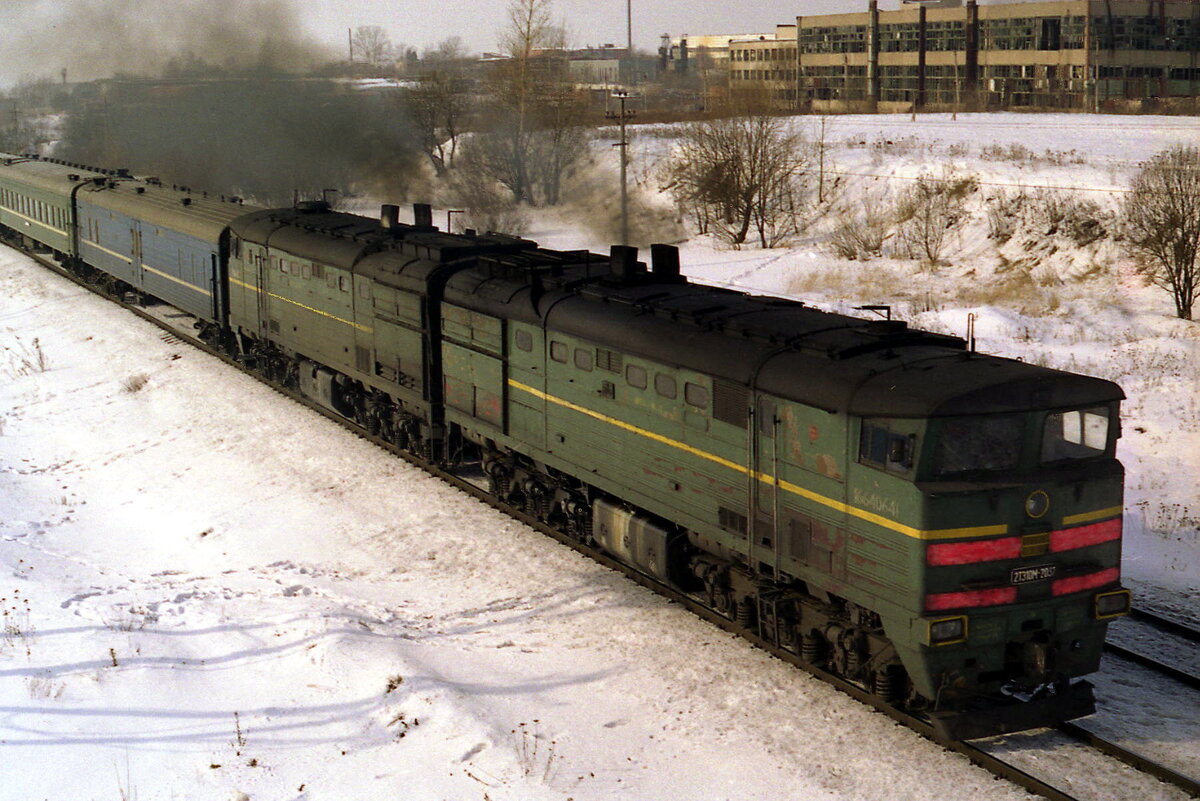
[0,151,1131,739]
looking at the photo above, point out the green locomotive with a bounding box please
[0,151,1129,738]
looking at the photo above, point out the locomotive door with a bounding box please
[254,246,270,340]
[751,394,782,575]
[129,222,145,291]
[506,322,545,451]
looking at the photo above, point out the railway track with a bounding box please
[1105,607,1200,691]
[1056,721,1200,799]
[8,241,1196,801]
[1040,606,1200,799]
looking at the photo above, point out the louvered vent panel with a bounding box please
[595,348,624,374]
[713,379,749,428]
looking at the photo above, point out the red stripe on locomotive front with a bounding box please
[1051,517,1121,552]
[926,536,1023,566]
[1051,567,1120,597]
[926,516,1123,568]
[924,586,1018,611]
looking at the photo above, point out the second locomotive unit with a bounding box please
[0,151,1131,739]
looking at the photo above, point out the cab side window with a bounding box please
[860,421,914,473]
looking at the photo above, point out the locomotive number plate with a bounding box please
[1011,565,1056,585]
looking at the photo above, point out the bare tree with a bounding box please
[465,0,587,205]
[667,114,812,248]
[894,170,976,265]
[525,81,588,205]
[407,38,474,175]
[422,36,469,65]
[444,144,529,235]
[1124,145,1200,320]
[352,25,394,68]
[830,194,890,260]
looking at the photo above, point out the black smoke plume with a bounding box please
[4,0,334,83]
[57,80,422,207]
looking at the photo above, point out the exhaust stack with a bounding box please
[609,245,643,282]
[380,204,400,230]
[650,244,681,281]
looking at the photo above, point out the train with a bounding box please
[0,150,1131,740]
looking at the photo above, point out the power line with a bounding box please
[819,168,1133,194]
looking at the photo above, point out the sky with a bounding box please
[295,0,859,54]
[0,0,883,89]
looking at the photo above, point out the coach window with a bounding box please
[574,348,594,372]
[514,329,533,352]
[625,364,647,389]
[338,275,350,292]
[550,341,568,363]
[655,373,677,400]
[685,381,709,410]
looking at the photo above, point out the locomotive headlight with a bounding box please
[1094,589,1131,619]
[928,616,968,646]
[1025,489,1050,519]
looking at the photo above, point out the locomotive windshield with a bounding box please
[1041,406,1110,462]
[930,415,1024,478]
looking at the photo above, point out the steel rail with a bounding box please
[1128,607,1200,643]
[1057,722,1200,799]
[1103,642,1200,691]
[4,241,1125,801]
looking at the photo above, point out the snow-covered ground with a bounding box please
[2,113,1198,799]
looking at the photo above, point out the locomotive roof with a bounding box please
[230,206,541,284]
[443,250,1123,418]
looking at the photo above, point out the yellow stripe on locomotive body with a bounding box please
[229,275,372,333]
[1062,505,1123,526]
[508,377,1016,542]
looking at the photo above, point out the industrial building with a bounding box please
[724,0,1200,112]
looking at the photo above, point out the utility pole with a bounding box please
[817,114,828,203]
[627,0,632,54]
[606,90,637,247]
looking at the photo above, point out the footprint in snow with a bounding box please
[460,743,487,762]
[60,591,103,609]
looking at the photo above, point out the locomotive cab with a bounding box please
[907,396,1126,735]
[843,349,1127,736]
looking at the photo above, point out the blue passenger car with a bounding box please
[75,179,254,325]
